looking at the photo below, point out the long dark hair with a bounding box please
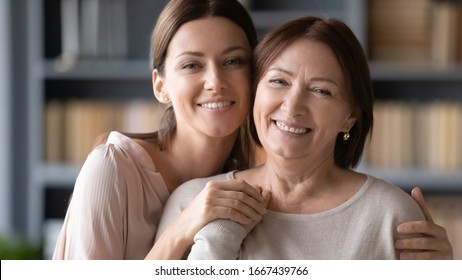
[106,0,258,171]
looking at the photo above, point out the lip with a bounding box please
[272,119,311,135]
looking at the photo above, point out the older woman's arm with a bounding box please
[188,219,248,260]
[395,187,453,260]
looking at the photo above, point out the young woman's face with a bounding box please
[253,38,357,161]
[157,16,251,140]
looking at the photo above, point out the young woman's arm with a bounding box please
[145,178,268,260]
[53,145,127,259]
[395,187,453,260]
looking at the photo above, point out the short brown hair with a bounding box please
[250,16,374,168]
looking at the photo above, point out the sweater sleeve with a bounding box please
[188,219,247,260]
[53,144,127,259]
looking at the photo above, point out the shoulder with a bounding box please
[86,131,154,169]
[76,132,146,195]
[363,176,424,220]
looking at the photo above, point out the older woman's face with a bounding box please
[253,38,357,161]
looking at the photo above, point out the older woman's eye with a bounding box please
[311,88,332,96]
[269,79,288,86]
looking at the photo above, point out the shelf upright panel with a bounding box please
[0,0,12,234]
[345,0,367,50]
[26,0,45,244]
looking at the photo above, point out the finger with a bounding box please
[399,250,452,260]
[411,187,434,222]
[395,236,448,252]
[210,205,258,225]
[236,180,266,202]
[205,180,267,213]
[397,220,446,238]
[213,189,268,215]
[209,196,265,220]
[208,179,264,202]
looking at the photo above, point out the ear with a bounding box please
[343,114,357,132]
[152,69,170,104]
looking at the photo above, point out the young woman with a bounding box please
[156,16,453,260]
[53,0,268,260]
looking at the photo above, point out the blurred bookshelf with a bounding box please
[15,0,462,259]
[364,0,462,259]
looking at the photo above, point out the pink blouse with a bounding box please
[53,131,170,259]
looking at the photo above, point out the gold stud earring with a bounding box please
[163,96,170,103]
[343,132,350,141]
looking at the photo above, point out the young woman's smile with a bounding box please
[156,17,252,139]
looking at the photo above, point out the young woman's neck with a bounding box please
[162,130,239,191]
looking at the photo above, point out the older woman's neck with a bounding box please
[259,158,351,214]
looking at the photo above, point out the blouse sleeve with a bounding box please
[188,219,247,260]
[53,144,127,259]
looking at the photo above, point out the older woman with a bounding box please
[155,16,454,260]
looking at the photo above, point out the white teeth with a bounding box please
[276,121,308,134]
[200,101,232,109]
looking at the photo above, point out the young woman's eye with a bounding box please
[182,63,201,70]
[224,58,243,66]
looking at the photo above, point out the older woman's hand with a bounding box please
[395,187,453,260]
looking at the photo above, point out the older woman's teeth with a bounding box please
[200,101,232,109]
[276,121,307,134]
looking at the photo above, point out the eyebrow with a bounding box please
[267,67,339,86]
[175,46,248,58]
[310,77,339,87]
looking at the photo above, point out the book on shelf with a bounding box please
[365,101,462,171]
[60,0,79,60]
[458,4,462,62]
[44,100,65,163]
[45,99,164,165]
[430,0,460,66]
[79,0,100,58]
[369,0,431,62]
[366,102,413,168]
[60,0,128,60]
[369,0,462,65]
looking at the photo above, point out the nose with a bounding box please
[204,65,226,93]
[280,87,307,117]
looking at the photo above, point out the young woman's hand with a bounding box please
[182,179,269,238]
[395,187,453,259]
[147,179,269,259]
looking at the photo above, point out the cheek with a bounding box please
[167,76,199,100]
[253,88,278,128]
[252,89,266,126]
[318,108,353,131]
